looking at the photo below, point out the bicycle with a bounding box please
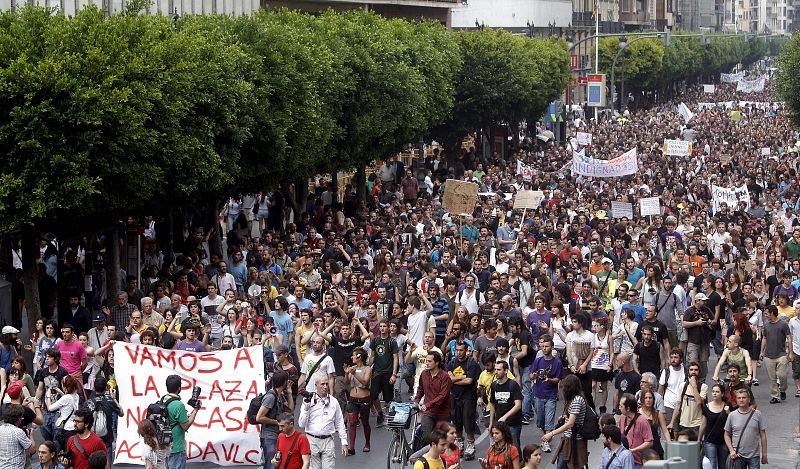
[386,402,421,469]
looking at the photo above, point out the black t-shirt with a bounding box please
[633,341,662,376]
[490,378,523,427]
[614,370,641,396]
[683,306,713,344]
[635,319,670,346]
[512,329,535,368]
[447,357,481,400]
[34,365,69,394]
[330,335,363,376]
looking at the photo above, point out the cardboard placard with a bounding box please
[611,201,634,219]
[441,179,479,215]
[514,190,545,210]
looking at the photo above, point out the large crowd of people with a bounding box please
[1,73,797,469]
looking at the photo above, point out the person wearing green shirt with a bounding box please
[596,258,618,303]
[164,374,201,469]
[786,227,800,260]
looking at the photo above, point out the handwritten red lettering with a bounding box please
[202,441,220,461]
[125,406,147,427]
[130,375,158,397]
[156,349,177,368]
[208,380,225,401]
[124,346,141,364]
[224,407,244,431]
[224,380,242,401]
[187,441,203,460]
[233,348,254,370]
[245,449,260,464]
[178,353,198,372]
[198,353,223,373]
[139,347,158,367]
[246,380,259,399]
[116,439,141,460]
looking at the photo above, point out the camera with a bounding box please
[275,452,282,463]
[58,450,72,468]
[298,389,314,403]
[187,387,202,409]
[648,288,657,295]
[269,326,278,335]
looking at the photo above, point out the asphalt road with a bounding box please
[112,349,800,469]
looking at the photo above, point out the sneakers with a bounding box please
[521,416,531,425]
[769,397,780,404]
[781,391,787,401]
[377,412,385,427]
[751,378,759,386]
[456,438,464,452]
[541,439,552,453]
[464,441,476,460]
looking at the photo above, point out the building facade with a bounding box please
[0,0,259,15]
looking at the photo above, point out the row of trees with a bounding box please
[597,33,783,98]
[0,6,570,329]
[777,34,800,127]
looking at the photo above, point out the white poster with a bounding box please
[663,139,693,156]
[703,84,716,94]
[736,75,766,93]
[514,190,545,209]
[571,148,638,178]
[114,344,265,466]
[639,197,661,216]
[712,184,751,213]
[678,102,694,122]
[516,160,533,181]
[576,132,593,146]
[761,147,771,156]
[610,201,634,219]
[720,71,744,83]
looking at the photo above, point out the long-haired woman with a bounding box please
[480,421,520,469]
[345,348,373,453]
[541,374,589,469]
[639,389,670,459]
[698,383,730,469]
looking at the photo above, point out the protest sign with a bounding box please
[571,148,638,178]
[761,147,771,156]
[514,190,545,209]
[639,197,661,216]
[663,139,692,156]
[678,102,694,122]
[719,155,732,165]
[610,201,633,219]
[720,71,744,83]
[712,184,751,213]
[576,132,593,146]
[736,75,766,93]
[442,179,479,215]
[703,84,715,94]
[114,343,265,466]
[516,160,533,181]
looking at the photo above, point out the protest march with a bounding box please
[1,67,798,469]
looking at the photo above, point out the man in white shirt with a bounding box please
[211,261,237,295]
[658,349,688,425]
[299,336,336,394]
[406,296,435,348]
[789,314,800,397]
[298,375,348,469]
[456,274,485,316]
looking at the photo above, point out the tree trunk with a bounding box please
[208,199,223,258]
[331,172,339,204]
[105,227,121,306]
[21,227,41,334]
[355,166,366,205]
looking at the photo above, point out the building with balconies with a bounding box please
[264,0,458,25]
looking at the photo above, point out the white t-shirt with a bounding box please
[301,352,336,392]
[141,442,158,467]
[789,317,800,355]
[407,310,431,347]
[566,330,596,367]
[659,365,687,409]
[457,288,485,316]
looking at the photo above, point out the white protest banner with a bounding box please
[761,147,771,156]
[663,139,693,156]
[514,190,545,209]
[712,184,751,213]
[736,75,766,93]
[610,201,634,219]
[720,71,744,83]
[703,84,716,94]
[639,197,661,216]
[516,160,533,181]
[442,179,479,215]
[571,148,638,178]
[114,343,265,466]
[697,102,715,110]
[576,132,593,146]
[678,102,694,122]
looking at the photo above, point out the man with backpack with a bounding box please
[412,429,451,469]
[83,377,122,464]
[160,374,201,469]
[62,408,107,469]
[256,370,294,469]
[658,349,687,425]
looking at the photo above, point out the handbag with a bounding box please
[56,395,77,429]
[724,410,756,469]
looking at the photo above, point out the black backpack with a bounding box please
[578,405,601,440]
[415,456,445,469]
[247,392,266,425]
[146,396,179,447]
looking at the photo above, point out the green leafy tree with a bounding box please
[777,34,800,126]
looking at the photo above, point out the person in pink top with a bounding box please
[619,393,654,468]
[55,323,88,389]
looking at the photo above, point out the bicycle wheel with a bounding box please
[387,431,407,469]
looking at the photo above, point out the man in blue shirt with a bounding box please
[271,296,295,345]
[598,425,635,469]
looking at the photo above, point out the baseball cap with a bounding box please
[1,326,19,335]
[6,381,24,400]
[93,313,106,322]
[601,257,613,264]
[694,293,708,301]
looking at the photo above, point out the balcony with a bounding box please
[572,11,624,32]
[620,11,650,25]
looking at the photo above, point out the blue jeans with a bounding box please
[41,410,57,442]
[703,442,729,469]
[737,456,761,469]
[520,365,533,418]
[509,425,522,460]
[534,397,557,431]
[167,452,186,469]
[262,435,277,469]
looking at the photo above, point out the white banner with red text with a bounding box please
[114,343,265,466]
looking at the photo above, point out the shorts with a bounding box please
[370,373,393,402]
[793,355,800,380]
[452,397,477,435]
[591,369,613,382]
[242,208,255,221]
[346,395,372,413]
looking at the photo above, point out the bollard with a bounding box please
[644,456,688,468]
[665,440,701,469]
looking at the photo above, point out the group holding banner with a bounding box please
[571,147,638,178]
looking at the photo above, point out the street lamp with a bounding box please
[619,37,626,113]
[610,34,661,113]
[527,20,534,38]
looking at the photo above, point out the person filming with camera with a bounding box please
[162,374,201,469]
[297,375,348,469]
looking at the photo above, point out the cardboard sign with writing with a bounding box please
[761,147,771,156]
[639,197,661,216]
[514,190,545,210]
[663,139,692,156]
[442,179,479,215]
[576,132,593,146]
[719,155,732,165]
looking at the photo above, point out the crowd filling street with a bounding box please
[1,75,799,469]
